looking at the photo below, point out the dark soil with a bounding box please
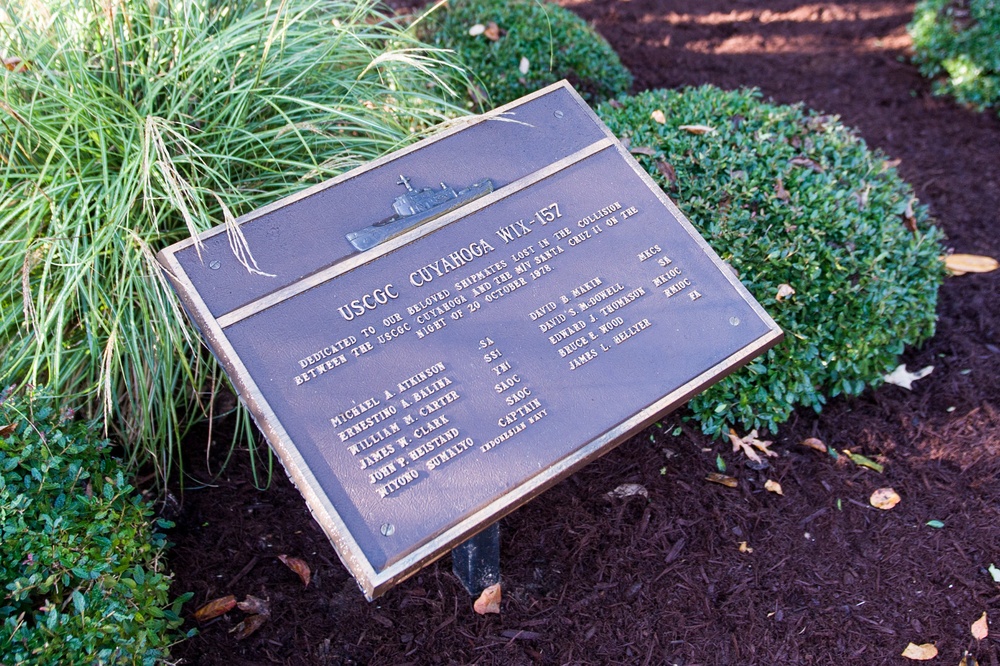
[169,1,1000,663]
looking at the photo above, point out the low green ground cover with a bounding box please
[0,0,467,478]
[910,0,1000,113]
[422,0,632,106]
[0,388,189,665]
[598,87,946,436]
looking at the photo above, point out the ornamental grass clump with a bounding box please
[422,0,632,106]
[0,388,190,665]
[909,0,1000,114]
[597,87,946,436]
[0,0,467,478]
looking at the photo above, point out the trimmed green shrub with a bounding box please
[0,388,190,665]
[909,0,1000,113]
[422,0,632,106]
[0,0,467,478]
[597,87,946,436]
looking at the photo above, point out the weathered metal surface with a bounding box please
[157,82,782,599]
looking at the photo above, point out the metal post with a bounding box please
[451,522,500,596]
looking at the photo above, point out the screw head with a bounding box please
[554,110,564,118]
[729,316,741,326]
[380,523,395,537]
[209,259,221,270]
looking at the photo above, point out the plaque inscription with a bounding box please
[158,82,782,599]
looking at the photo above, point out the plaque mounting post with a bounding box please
[451,522,500,597]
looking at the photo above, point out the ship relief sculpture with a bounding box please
[346,175,494,251]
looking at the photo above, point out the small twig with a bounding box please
[227,555,261,589]
[845,498,876,511]
[799,508,828,527]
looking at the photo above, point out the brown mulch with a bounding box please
[169,0,1000,664]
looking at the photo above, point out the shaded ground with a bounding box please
[170,0,1000,663]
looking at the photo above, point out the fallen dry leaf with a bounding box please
[989,563,1000,582]
[706,473,738,488]
[971,611,989,640]
[774,177,790,202]
[607,99,623,109]
[764,479,783,495]
[193,595,237,623]
[945,253,999,276]
[518,56,529,75]
[656,160,677,186]
[804,114,836,131]
[237,595,271,616]
[678,124,714,135]
[730,430,760,463]
[853,186,870,210]
[870,487,901,510]
[474,583,502,615]
[883,364,934,390]
[650,109,666,124]
[467,23,485,36]
[901,642,937,660]
[729,428,777,463]
[2,57,27,73]
[483,21,500,41]
[902,199,917,233]
[630,145,656,156]
[607,483,649,500]
[278,554,311,587]
[231,613,269,640]
[738,541,753,553]
[789,156,824,172]
[0,423,15,438]
[883,157,902,170]
[800,437,827,452]
[775,284,795,301]
[960,650,980,666]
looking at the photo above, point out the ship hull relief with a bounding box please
[346,175,495,252]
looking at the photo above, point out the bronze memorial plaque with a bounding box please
[158,82,783,599]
